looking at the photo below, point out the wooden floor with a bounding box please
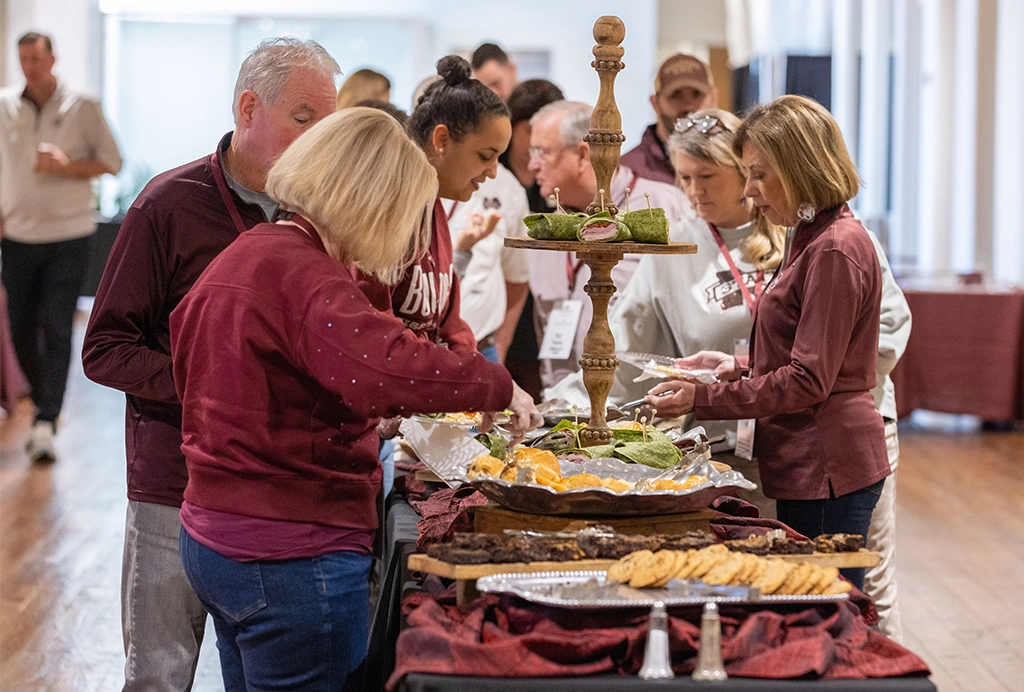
[2,311,1023,692]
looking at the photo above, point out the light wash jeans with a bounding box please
[863,420,903,643]
[121,500,207,692]
[180,529,372,692]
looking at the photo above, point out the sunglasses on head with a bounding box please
[674,115,729,135]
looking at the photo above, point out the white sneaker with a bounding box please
[28,421,56,463]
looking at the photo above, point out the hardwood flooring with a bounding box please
[2,311,1023,691]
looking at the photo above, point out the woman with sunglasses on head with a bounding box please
[647,96,893,591]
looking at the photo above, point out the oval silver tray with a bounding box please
[470,458,756,517]
[476,570,849,608]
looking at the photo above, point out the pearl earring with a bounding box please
[797,203,816,221]
[438,147,445,154]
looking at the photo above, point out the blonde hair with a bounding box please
[733,95,860,212]
[336,68,391,110]
[266,108,437,284]
[669,108,785,271]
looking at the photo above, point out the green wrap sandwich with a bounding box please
[524,212,586,240]
[577,211,632,243]
[622,208,669,244]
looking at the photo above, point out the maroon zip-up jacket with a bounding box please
[619,125,675,186]
[693,205,890,500]
[82,134,265,507]
[170,220,512,532]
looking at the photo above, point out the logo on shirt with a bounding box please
[482,197,501,211]
[705,270,760,310]
[397,265,453,323]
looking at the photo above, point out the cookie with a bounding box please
[702,553,745,585]
[688,544,730,578]
[810,567,840,595]
[607,549,652,583]
[632,549,676,589]
[755,559,795,595]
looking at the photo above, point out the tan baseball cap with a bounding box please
[654,53,714,96]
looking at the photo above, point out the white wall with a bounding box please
[3,0,99,94]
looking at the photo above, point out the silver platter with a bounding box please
[476,570,849,608]
[470,458,755,517]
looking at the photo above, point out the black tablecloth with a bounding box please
[400,675,937,691]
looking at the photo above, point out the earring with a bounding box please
[797,203,816,221]
[438,147,445,154]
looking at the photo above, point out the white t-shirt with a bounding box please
[442,164,530,340]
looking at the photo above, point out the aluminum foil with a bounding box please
[476,571,849,608]
[469,457,756,517]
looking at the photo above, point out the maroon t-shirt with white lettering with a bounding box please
[354,199,477,353]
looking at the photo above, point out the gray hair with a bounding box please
[232,37,341,123]
[530,100,593,147]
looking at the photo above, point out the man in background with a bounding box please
[471,42,519,103]
[0,31,122,463]
[82,38,339,692]
[620,53,717,186]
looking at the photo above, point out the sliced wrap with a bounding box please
[577,211,632,243]
[524,212,586,240]
[622,208,669,244]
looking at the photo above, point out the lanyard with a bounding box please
[708,223,763,313]
[210,147,250,237]
[446,200,459,221]
[565,254,585,294]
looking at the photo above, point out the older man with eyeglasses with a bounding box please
[525,100,690,390]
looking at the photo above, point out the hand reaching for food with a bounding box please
[482,381,540,444]
[645,380,696,418]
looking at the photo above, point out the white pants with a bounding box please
[863,421,903,643]
[121,500,208,691]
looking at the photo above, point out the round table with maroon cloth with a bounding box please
[890,286,1024,422]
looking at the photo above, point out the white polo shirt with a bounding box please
[0,81,122,243]
[442,164,531,340]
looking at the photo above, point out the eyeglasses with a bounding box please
[674,115,730,135]
[528,145,569,164]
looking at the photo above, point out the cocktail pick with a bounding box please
[640,416,649,443]
[551,187,567,214]
[645,192,653,218]
[624,188,631,213]
[599,188,607,211]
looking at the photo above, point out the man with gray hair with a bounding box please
[82,37,339,691]
[526,100,689,387]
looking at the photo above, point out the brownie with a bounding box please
[724,535,771,555]
[815,533,865,553]
[426,545,492,564]
[769,537,815,554]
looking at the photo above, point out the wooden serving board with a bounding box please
[505,238,697,256]
[408,548,880,581]
[471,505,717,535]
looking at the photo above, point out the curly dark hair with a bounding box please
[407,55,510,147]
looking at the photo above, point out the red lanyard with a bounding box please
[210,147,250,236]
[565,254,584,294]
[708,223,763,313]
[446,200,459,221]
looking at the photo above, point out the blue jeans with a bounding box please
[179,529,372,692]
[775,479,885,591]
[479,343,499,363]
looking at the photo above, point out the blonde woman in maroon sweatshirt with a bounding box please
[170,108,537,692]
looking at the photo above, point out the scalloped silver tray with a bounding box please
[469,458,756,517]
[476,570,849,608]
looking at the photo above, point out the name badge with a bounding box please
[538,299,583,360]
[733,338,755,460]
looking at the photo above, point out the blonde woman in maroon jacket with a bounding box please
[647,95,889,590]
[170,108,538,692]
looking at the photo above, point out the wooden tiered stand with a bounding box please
[505,15,697,445]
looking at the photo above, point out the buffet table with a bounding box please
[891,286,1024,422]
[371,492,936,692]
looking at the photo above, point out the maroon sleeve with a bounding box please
[694,248,874,420]
[296,280,513,419]
[82,202,177,403]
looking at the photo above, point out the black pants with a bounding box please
[1,236,91,423]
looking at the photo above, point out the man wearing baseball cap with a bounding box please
[620,53,718,185]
